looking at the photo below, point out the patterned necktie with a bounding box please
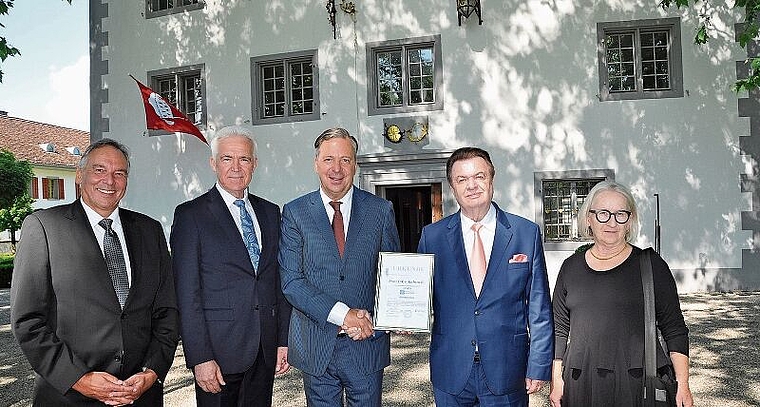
[470,223,487,297]
[329,201,345,257]
[235,199,261,272]
[99,219,129,308]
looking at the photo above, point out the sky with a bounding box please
[0,0,89,131]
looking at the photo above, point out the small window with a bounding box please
[367,35,443,116]
[251,50,320,125]
[42,178,65,200]
[148,64,206,128]
[534,170,613,250]
[146,0,203,19]
[598,18,683,101]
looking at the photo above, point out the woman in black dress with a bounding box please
[549,181,693,407]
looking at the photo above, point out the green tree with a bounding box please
[0,149,33,250]
[0,193,33,249]
[0,148,33,209]
[0,0,72,82]
[660,0,760,92]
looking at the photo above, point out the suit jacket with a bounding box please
[279,187,400,376]
[417,203,554,395]
[170,187,290,374]
[10,200,179,406]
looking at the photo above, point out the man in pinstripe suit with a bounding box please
[279,127,401,407]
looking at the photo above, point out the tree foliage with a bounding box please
[0,193,33,247]
[660,0,760,92]
[0,0,72,83]
[0,149,33,209]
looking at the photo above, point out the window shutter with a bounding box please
[58,179,65,200]
[31,177,39,199]
[42,178,50,199]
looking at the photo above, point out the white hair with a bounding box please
[210,125,258,158]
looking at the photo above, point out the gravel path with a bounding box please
[2,290,759,406]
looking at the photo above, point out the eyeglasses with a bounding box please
[588,209,631,224]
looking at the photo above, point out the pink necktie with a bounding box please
[470,223,487,297]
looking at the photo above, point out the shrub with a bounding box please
[0,253,13,288]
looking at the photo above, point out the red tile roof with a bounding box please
[0,113,90,168]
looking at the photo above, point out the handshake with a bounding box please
[341,308,375,341]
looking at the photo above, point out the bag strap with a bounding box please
[640,247,657,407]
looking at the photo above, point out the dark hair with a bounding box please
[78,138,131,173]
[446,147,495,185]
[314,127,359,158]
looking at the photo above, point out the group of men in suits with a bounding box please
[11,125,554,407]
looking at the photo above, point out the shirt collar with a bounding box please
[460,203,496,230]
[216,183,249,208]
[80,198,120,224]
[319,186,354,208]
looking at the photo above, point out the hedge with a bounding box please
[0,254,13,288]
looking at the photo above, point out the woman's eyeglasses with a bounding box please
[589,209,631,224]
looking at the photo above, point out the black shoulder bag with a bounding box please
[641,248,678,407]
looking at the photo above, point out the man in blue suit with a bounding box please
[279,127,401,407]
[418,147,554,407]
[171,126,291,407]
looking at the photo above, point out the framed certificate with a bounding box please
[373,252,435,333]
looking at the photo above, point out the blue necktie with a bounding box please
[235,199,260,272]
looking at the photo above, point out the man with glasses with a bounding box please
[418,147,554,407]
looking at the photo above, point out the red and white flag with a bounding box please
[130,75,208,145]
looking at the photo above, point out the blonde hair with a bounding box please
[578,180,639,243]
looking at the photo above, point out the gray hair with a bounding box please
[578,180,639,242]
[210,125,257,159]
[78,138,131,174]
[313,127,358,158]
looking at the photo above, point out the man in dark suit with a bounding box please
[417,147,554,407]
[11,138,179,406]
[279,127,400,407]
[171,125,291,407]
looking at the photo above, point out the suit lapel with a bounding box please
[120,209,142,308]
[68,201,123,310]
[306,191,342,260]
[345,188,369,261]
[249,193,274,275]
[445,213,477,298]
[485,208,514,282]
[206,188,256,275]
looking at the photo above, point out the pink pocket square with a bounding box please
[509,253,528,263]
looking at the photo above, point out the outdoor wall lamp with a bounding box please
[456,0,483,26]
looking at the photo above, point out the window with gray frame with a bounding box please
[148,64,206,127]
[251,50,319,125]
[598,18,683,101]
[534,170,613,249]
[146,0,203,18]
[366,35,443,116]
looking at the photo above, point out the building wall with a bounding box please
[92,0,754,291]
[30,166,78,210]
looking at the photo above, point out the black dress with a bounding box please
[552,246,689,407]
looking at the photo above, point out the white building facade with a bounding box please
[90,0,758,292]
